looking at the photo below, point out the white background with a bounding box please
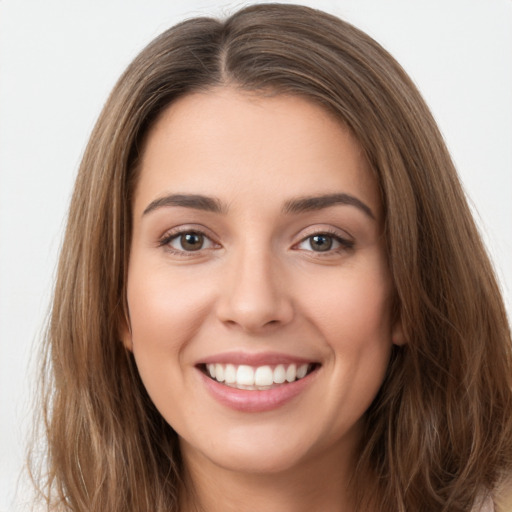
[1,1,511,510]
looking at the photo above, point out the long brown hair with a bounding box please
[32,4,512,511]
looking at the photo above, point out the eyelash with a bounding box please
[294,229,354,255]
[158,228,218,256]
[158,228,354,256]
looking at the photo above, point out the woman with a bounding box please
[32,3,512,511]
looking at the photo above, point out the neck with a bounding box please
[179,440,363,512]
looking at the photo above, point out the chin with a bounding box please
[208,445,308,475]
[181,423,320,476]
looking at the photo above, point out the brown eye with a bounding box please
[165,231,215,252]
[178,232,204,251]
[296,232,354,253]
[309,234,333,252]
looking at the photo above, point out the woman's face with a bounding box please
[123,88,402,477]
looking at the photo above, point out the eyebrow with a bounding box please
[283,193,375,219]
[142,192,375,219]
[143,194,226,216]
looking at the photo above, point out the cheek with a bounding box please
[297,259,393,405]
[312,284,392,432]
[314,278,392,380]
[302,264,393,344]
[125,265,216,426]
[126,262,215,358]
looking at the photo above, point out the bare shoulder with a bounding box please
[495,477,512,512]
[475,495,495,512]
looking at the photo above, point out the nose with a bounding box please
[215,244,294,333]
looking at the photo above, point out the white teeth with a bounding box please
[255,366,273,386]
[286,364,297,382]
[224,364,236,384]
[297,364,308,379]
[215,363,224,382]
[273,364,286,384]
[236,365,255,386]
[206,362,314,389]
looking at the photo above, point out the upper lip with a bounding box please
[197,351,320,367]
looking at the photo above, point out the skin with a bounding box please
[122,88,404,512]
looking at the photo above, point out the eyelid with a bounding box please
[157,224,354,256]
[292,226,355,253]
[158,225,220,254]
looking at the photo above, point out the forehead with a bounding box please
[134,88,381,219]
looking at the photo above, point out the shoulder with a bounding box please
[495,480,512,512]
[473,495,495,512]
[477,481,512,512]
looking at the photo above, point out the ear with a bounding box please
[391,316,406,346]
[119,308,133,352]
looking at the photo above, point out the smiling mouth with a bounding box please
[199,362,320,391]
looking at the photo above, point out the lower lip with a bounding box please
[198,367,319,413]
